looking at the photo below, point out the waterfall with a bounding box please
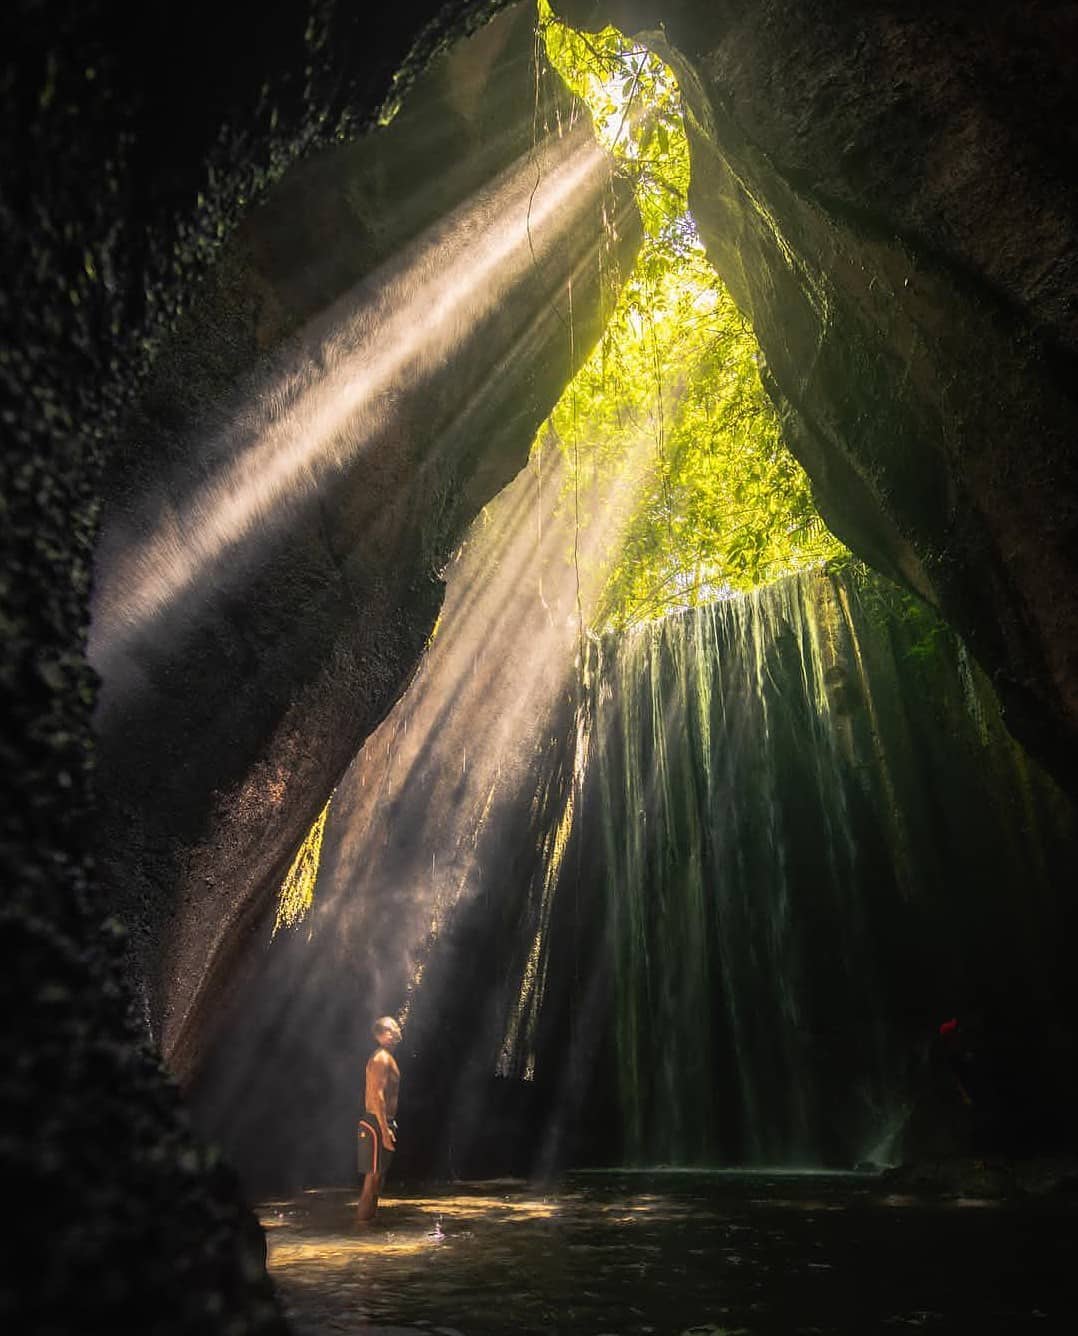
[569,567,1077,1168]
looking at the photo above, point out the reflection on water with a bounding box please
[262,1172,1077,1334]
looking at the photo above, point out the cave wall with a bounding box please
[553,0,1078,791]
[86,2,638,1085]
[2,1,532,1330]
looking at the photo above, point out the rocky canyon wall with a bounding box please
[1,2,538,1329]
[88,3,638,1083]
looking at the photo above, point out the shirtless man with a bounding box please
[356,1015,402,1222]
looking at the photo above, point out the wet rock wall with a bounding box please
[191,564,1078,1189]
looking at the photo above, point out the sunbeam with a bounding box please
[191,411,658,1184]
[89,124,608,674]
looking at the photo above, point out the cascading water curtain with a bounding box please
[585,566,1076,1167]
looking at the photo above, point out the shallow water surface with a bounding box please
[262,1170,1077,1334]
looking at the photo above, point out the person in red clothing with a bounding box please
[936,1011,1008,1154]
[937,1016,974,1108]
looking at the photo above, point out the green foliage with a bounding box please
[598,283,844,626]
[840,559,947,663]
[538,0,688,241]
[536,1,846,630]
[273,797,330,934]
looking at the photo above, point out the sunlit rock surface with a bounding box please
[553,0,1078,790]
[188,443,596,1191]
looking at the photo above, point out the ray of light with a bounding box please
[90,125,608,671]
[192,413,659,1168]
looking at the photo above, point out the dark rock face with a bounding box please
[553,0,1078,791]
[1,0,540,1329]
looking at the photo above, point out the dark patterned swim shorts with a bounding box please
[357,1112,396,1177]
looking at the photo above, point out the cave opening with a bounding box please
[10,0,1078,1332]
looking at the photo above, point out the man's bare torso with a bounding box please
[365,1047,400,1119]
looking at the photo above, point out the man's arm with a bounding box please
[367,1051,396,1149]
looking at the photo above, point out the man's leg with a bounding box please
[356,1170,381,1222]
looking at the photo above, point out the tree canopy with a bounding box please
[535,0,845,630]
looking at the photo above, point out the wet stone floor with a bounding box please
[261,1170,1078,1335]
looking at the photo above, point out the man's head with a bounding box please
[372,1015,402,1049]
